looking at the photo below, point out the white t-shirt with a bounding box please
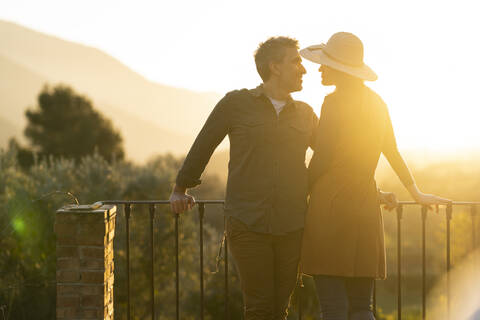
[268,97,287,115]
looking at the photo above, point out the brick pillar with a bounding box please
[55,204,116,320]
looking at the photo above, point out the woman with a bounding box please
[300,32,450,320]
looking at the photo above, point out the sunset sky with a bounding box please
[1,0,479,153]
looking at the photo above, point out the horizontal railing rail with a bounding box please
[100,200,480,320]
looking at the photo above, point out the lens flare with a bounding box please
[12,217,25,234]
[427,249,480,320]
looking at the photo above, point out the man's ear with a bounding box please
[269,61,280,77]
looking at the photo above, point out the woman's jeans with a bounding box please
[314,275,375,320]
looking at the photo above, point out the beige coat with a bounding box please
[301,85,413,279]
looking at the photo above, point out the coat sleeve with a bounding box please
[381,108,414,187]
[175,94,231,188]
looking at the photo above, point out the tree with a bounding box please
[24,85,124,162]
[8,137,35,169]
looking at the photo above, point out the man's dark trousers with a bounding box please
[227,217,303,320]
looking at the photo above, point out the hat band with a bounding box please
[322,48,363,68]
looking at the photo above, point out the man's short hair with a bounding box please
[254,36,299,82]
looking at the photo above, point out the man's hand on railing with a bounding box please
[378,190,398,211]
[169,184,196,214]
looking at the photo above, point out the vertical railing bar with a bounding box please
[471,205,477,251]
[373,280,376,317]
[472,205,479,311]
[125,204,131,320]
[397,205,403,320]
[175,213,180,320]
[198,203,205,320]
[446,203,453,320]
[149,204,155,320]
[298,274,303,320]
[421,205,427,320]
[224,216,229,320]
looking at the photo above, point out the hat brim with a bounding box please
[300,45,378,81]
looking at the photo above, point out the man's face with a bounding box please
[274,47,306,93]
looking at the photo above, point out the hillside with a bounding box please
[0,52,196,159]
[0,20,223,161]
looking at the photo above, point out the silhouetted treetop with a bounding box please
[24,85,124,162]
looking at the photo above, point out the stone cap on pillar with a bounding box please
[56,203,116,218]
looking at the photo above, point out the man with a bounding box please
[170,36,317,319]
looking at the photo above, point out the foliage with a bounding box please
[6,138,35,170]
[24,85,124,163]
[2,145,480,319]
[0,145,242,319]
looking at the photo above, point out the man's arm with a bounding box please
[169,93,232,213]
[308,108,319,150]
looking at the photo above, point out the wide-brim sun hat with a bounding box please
[300,32,378,81]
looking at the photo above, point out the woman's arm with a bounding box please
[382,110,451,210]
[383,148,449,209]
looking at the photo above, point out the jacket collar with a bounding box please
[249,84,297,109]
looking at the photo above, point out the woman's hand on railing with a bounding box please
[169,184,196,214]
[378,190,398,211]
[406,183,451,213]
[413,192,452,213]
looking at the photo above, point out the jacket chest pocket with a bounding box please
[231,121,269,147]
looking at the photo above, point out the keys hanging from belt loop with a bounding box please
[211,216,227,274]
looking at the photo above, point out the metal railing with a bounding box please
[392,201,479,320]
[100,200,480,320]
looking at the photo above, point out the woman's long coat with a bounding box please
[301,85,413,279]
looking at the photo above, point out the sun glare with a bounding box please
[2,0,480,153]
[427,249,480,320]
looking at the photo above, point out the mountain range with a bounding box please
[0,20,227,164]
